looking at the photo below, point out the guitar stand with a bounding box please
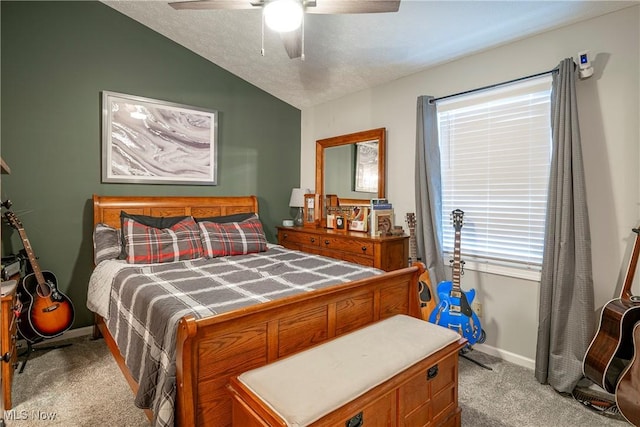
[459,347,493,371]
[18,340,72,374]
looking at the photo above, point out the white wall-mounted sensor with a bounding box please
[578,50,594,79]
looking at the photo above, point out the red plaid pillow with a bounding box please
[198,215,267,258]
[122,216,203,264]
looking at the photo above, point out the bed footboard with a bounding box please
[175,264,423,427]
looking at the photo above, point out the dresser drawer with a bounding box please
[278,229,321,247]
[321,249,374,267]
[276,227,408,272]
[1,286,18,410]
[1,293,17,353]
[320,236,374,257]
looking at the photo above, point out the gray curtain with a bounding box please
[534,58,595,393]
[414,96,446,285]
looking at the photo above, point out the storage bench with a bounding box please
[227,314,466,426]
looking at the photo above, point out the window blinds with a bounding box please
[437,76,552,269]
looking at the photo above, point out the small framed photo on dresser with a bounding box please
[303,194,321,228]
[349,206,369,232]
[371,209,394,236]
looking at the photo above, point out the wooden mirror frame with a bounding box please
[315,127,386,206]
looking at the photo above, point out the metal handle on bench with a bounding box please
[346,412,363,427]
[427,364,439,380]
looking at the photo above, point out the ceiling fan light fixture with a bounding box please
[263,0,303,33]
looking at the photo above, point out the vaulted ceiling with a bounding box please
[104,0,637,109]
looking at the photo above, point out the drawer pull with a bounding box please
[361,246,367,252]
[346,412,363,427]
[427,365,439,380]
[2,352,11,363]
[310,238,316,243]
[282,233,288,239]
[324,240,330,245]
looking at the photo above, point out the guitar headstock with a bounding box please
[405,213,416,230]
[3,210,22,230]
[451,209,464,231]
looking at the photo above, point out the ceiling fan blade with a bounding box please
[170,0,400,13]
[280,27,303,59]
[169,0,264,10]
[305,0,400,14]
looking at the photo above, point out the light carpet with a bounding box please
[5,336,630,426]
[458,349,627,427]
[9,336,148,426]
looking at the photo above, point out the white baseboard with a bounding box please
[474,343,535,370]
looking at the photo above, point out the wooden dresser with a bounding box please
[1,280,18,409]
[277,226,409,271]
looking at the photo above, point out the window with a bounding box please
[437,76,552,277]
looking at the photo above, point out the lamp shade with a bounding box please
[289,188,309,208]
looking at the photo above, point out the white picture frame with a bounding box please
[101,91,218,185]
[371,209,394,236]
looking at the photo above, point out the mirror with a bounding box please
[315,128,386,204]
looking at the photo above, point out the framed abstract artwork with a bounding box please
[101,91,218,185]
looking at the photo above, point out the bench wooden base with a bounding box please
[228,317,466,426]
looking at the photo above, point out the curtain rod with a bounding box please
[430,67,558,104]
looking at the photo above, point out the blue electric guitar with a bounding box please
[429,209,485,346]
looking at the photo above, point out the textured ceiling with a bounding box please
[103,0,637,109]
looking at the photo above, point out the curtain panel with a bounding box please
[534,58,595,393]
[414,96,446,286]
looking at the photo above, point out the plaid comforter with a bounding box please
[102,246,382,427]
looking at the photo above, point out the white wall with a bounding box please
[301,6,640,368]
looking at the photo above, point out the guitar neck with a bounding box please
[621,228,640,300]
[451,228,462,292]
[16,227,46,284]
[408,227,417,264]
[406,213,418,265]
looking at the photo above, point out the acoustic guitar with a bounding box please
[583,227,640,394]
[405,213,437,320]
[616,321,640,425]
[3,209,75,343]
[429,209,485,346]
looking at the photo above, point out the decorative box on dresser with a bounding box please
[277,226,409,271]
[1,279,18,409]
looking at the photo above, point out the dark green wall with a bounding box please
[0,1,301,328]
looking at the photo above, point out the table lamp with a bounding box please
[289,188,308,226]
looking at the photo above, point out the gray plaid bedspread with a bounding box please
[104,246,382,427]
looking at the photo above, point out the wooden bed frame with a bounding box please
[92,194,429,426]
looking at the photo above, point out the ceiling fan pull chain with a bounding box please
[301,11,305,61]
[261,9,265,56]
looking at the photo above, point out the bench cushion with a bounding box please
[237,314,461,426]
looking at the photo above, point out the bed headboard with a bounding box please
[92,194,259,229]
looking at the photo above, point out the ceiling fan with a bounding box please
[169,0,401,59]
